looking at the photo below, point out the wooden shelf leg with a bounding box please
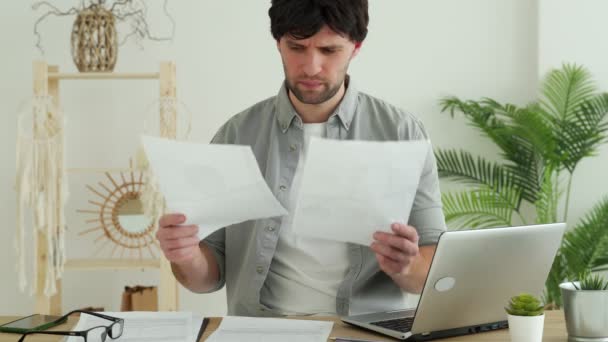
[32,61,63,315]
[158,61,179,311]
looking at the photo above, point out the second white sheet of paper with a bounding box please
[291,137,430,246]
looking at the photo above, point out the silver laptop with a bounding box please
[342,223,566,340]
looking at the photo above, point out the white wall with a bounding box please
[538,0,608,227]
[0,0,604,316]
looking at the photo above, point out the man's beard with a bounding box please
[286,74,345,105]
[287,80,342,105]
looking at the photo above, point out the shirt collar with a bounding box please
[275,75,358,133]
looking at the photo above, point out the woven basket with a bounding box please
[71,5,117,72]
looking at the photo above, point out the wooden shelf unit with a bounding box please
[48,72,160,80]
[32,60,179,315]
[64,259,161,271]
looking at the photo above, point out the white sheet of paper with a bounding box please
[66,311,200,342]
[292,137,430,246]
[142,136,287,240]
[206,316,333,342]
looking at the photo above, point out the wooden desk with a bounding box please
[0,310,568,341]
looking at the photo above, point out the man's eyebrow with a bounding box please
[285,39,344,49]
[286,40,306,47]
[319,44,343,50]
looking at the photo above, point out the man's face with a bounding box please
[277,25,361,105]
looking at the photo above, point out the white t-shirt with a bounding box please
[261,123,350,315]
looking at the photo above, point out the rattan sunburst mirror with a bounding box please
[78,164,159,259]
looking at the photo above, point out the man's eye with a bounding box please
[289,45,304,51]
[321,48,336,54]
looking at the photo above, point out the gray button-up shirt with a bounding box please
[204,78,446,316]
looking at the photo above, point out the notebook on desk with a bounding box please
[341,223,566,341]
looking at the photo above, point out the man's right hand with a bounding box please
[157,213,201,264]
[157,213,220,293]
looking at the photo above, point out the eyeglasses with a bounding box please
[18,310,124,342]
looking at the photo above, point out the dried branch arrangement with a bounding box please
[33,0,175,71]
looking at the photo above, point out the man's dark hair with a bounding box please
[269,0,368,42]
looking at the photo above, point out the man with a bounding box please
[156,0,446,316]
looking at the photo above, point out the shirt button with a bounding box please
[256,266,264,274]
[279,185,287,191]
[289,144,297,152]
[282,124,288,130]
[266,226,276,232]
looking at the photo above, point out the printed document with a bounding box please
[66,311,201,342]
[141,136,287,240]
[206,316,333,342]
[292,137,430,246]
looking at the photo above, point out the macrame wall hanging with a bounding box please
[15,95,68,297]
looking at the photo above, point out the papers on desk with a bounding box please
[66,311,202,342]
[292,137,430,246]
[206,316,333,342]
[141,136,287,240]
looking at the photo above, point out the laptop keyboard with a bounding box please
[370,317,414,332]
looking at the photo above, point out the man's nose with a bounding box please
[301,52,322,77]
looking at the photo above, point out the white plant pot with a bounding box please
[507,314,545,342]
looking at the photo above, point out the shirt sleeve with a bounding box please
[200,124,231,292]
[201,229,226,292]
[407,118,447,245]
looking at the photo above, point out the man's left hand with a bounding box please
[371,223,419,277]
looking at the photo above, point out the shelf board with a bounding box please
[67,167,143,174]
[64,258,160,270]
[48,72,160,80]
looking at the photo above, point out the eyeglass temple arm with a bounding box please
[78,310,122,322]
[54,310,123,323]
[18,330,85,342]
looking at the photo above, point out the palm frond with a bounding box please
[440,98,545,204]
[535,167,559,224]
[435,149,512,188]
[540,63,596,121]
[442,97,542,165]
[441,187,519,229]
[439,97,511,150]
[559,93,608,172]
[497,109,557,203]
[435,149,531,211]
[478,97,521,120]
[503,155,543,205]
[560,197,608,277]
[544,254,566,308]
[510,107,559,165]
[481,101,558,177]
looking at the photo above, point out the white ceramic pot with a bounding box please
[507,313,545,342]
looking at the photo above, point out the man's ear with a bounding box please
[352,41,363,58]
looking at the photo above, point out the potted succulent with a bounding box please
[505,293,545,342]
[560,271,608,341]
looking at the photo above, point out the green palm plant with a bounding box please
[437,63,608,307]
